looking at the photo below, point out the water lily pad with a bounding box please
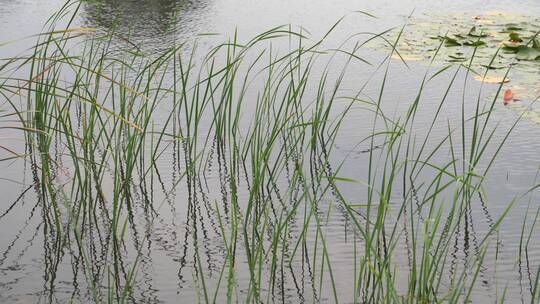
[475,19,496,25]
[505,24,524,31]
[481,64,505,69]
[443,36,461,46]
[502,40,523,51]
[533,38,540,49]
[463,39,486,46]
[474,75,510,83]
[391,54,424,61]
[468,26,488,38]
[516,46,540,60]
[522,111,540,124]
[509,32,523,42]
[485,10,510,17]
[449,54,468,61]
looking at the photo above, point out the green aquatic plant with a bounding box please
[374,10,540,126]
[0,1,539,303]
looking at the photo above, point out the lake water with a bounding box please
[1,0,540,303]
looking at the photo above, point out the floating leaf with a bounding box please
[509,32,523,42]
[502,40,523,52]
[475,19,496,25]
[481,64,506,69]
[468,26,488,38]
[485,10,510,16]
[516,46,540,60]
[474,75,510,83]
[533,38,540,50]
[463,39,486,46]
[503,89,514,104]
[449,54,467,61]
[391,54,424,61]
[522,111,540,124]
[505,24,524,31]
[443,36,461,46]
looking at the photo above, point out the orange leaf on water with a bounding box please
[503,89,513,104]
[504,89,514,101]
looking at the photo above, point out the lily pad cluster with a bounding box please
[373,10,540,125]
[440,26,489,48]
[383,11,540,67]
[502,34,540,61]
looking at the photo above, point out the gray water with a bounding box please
[1,0,540,303]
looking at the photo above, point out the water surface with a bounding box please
[1,0,540,303]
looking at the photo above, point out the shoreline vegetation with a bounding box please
[0,1,539,302]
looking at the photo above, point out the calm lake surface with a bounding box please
[1,0,540,303]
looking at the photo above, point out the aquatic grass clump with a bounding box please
[0,1,539,303]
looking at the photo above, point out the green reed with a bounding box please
[0,1,539,303]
